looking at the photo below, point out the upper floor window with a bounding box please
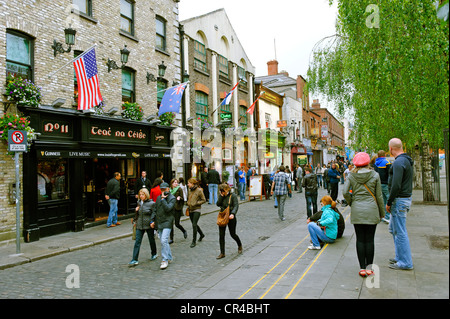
[73,0,92,16]
[120,0,134,35]
[156,16,166,51]
[239,105,248,127]
[194,40,207,72]
[218,54,228,78]
[6,31,33,80]
[122,68,135,103]
[195,91,208,121]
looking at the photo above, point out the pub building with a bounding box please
[19,104,173,242]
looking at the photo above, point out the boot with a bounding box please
[238,246,243,254]
[216,253,225,259]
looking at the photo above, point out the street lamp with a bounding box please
[147,61,168,84]
[107,44,130,72]
[52,26,77,57]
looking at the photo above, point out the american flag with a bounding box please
[73,48,103,111]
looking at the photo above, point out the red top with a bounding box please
[150,185,161,202]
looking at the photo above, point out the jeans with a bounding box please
[158,228,172,262]
[317,175,323,187]
[305,192,318,218]
[218,217,242,254]
[209,183,218,205]
[275,194,287,219]
[389,197,413,269]
[381,184,390,220]
[132,228,157,261]
[238,182,246,200]
[308,222,335,247]
[107,199,118,227]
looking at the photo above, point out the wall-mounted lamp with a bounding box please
[146,61,167,84]
[52,26,77,57]
[107,44,130,72]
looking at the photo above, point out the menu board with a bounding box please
[249,175,263,197]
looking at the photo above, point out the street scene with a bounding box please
[0,0,449,307]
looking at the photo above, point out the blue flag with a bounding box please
[158,82,187,116]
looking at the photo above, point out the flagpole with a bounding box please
[47,43,97,79]
[211,80,241,115]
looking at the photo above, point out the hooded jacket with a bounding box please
[387,153,414,206]
[318,205,341,240]
[343,169,385,225]
[374,157,392,184]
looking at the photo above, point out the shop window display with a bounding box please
[37,159,69,201]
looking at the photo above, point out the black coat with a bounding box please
[151,193,175,230]
[216,193,239,216]
[135,177,151,194]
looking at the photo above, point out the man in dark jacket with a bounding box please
[327,163,341,201]
[374,150,392,222]
[302,167,318,218]
[386,138,414,270]
[135,171,151,197]
[151,182,175,270]
[105,172,121,228]
[200,167,209,202]
[207,166,221,205]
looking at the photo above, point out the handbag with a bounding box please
[217,195,232,227]
[132,223,136,240]
[185,207,190,216]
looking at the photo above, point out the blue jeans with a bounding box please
[305,192,318,218]
[209,183,218,205]
[308,222,335,247]
[317,175,323,187]
[107,199,118,227]
[389,197,413,269]
[381,184,390,220]
[238,182,246,200]
[158,228,172,262]
[132,228,157,261]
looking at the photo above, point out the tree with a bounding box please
[307,0,449,200]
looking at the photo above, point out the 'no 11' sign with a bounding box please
[8,130,28,152]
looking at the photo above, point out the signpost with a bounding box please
[8,130,27,254]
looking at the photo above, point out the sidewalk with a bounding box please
[0,195,228,270]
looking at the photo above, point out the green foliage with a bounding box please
[121,102,143,121]
[5,74,42,107]
[159,112,175,126]
[308,0,449,151]
[0,113,37,153]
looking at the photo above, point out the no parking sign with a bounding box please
[8,130,28,152]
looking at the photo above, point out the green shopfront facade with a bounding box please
[20,105,173,242]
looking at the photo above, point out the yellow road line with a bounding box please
[238,234,309,299]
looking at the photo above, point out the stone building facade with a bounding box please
[0,0,181,243]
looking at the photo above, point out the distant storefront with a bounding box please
[20,105,173,242]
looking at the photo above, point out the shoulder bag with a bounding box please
[217,195,232,227]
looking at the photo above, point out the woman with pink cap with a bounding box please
[343,152,385,277]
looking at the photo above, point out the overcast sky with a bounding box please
[178,0,338,108]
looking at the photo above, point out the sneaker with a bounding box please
[381,218,390,224]
[160,261,168,269]
[389,263,413,270]
[128,260,139,266]
[389,258,397,264]
[308,244,321,250]
[150,254,158,261]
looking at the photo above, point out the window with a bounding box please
[195,91,208,121]
[239,105,248,127]
[156,16,166,51]
[157,80,168,109]
[6,31,33,80]
[194,40,207,72]
[120,0,134,35]
[238,66,247,89]
[122,68,135,103]
[218,54,228,78]
[37,159,69,202]
[73,0,92,16]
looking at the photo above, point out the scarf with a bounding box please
[170,186,180,195]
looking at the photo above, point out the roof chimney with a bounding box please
[267,60,279,76]
[311,99,321,108]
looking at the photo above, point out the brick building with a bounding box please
[0,0,181,243]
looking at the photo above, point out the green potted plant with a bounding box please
[5,74,42,107]
[121,102,143,121]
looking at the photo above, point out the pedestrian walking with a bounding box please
[302,167,318,218]
[327,163,341,201]
[323,164,329,191]
[207,166,220,205]
[374,150,392,223]
[129,188,157,266]
[169,178,188,243]
[178,177,188,204]
[306,195,340,250]
[238,167,246,201]
[386,138,414,270]
[105,172,122,228]
[315,163,324,187]
[216,183,243,259]
[270,165,292,221]
[200,167,209,202]
[186,178,206,248]
[343,152,385,277]
[286,167,293,198]
[150,182,175,270]
[150,177,163,202]
[296,164,303,193]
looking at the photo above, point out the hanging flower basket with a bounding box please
[4,74,42,107]
[121,102,144,121]
[159,112,175,126]
[0,113,37,152]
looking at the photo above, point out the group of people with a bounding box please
[105,137,414,277]
[104,169,243,270]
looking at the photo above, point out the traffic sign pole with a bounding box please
[15,151,21,254]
